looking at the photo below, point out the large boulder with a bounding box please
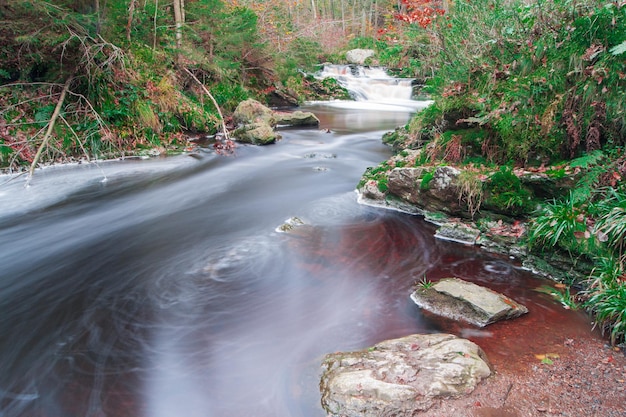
[345,49,375,65]
[410,278,528,327]
[387,166,465,216]
[320,333,492,417]
[233,99,275,126]
[233,122,280,145]
[232,99,320,145]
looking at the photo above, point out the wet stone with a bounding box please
[276,216,305,232]
[435,223,481,245]
[411,278,528,327]
[320,334,492,417]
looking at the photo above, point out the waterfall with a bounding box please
[316,64,432,111]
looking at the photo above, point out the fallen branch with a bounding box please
[26,77,72,185]
[182,67,230,142]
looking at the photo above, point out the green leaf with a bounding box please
[610,41,626,56]
[34,105,55,124]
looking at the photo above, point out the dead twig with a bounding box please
[182,67,230,142]
[26,77,73,185]
[502,382,514,406]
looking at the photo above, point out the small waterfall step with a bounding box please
[318,64,416,102]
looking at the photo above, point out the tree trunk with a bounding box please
[373,0,378,34]
[153,0,158,50]
[351,0,356,33]
[173,0,183,51]
[310,0,317,19]
[126,0,136,42]
[360,7,366,37]
[95,0,101,34]
[368,0,373,34]
[341,0,345,34]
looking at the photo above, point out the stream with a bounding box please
[0,68,598,417]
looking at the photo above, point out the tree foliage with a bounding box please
[0,0,325,170]
[394,0,445,28]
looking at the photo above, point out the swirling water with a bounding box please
[0,102,594,417]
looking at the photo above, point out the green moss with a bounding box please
[420,171,434,191]
[358,161,393,189]
[484,166,534,216]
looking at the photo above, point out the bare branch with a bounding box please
[26,77,73,185]
[59,114,90,162]
[182,67,230,142]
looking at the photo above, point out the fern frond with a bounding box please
[570,150,605,168]
[610,41,626,56]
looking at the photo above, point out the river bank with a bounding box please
[355,173,626,417]
[417,334,626,417]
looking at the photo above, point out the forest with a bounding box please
[1,0,626,344]
[0,0,393,170]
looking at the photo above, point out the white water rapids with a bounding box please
[315,64,432,112]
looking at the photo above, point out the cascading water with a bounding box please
[316,64,431,111]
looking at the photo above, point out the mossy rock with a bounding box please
[274,110,320,127]
[233,122,280,145]
[233,99,276,126]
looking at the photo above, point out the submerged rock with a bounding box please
[410,278,528,327]
[274,110,320,127]
[276,216,306,232]
[320,333,492,417]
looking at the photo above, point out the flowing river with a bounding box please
[0,69,597,417]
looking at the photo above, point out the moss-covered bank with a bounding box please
[358,0,626,345]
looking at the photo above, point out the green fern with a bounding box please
[570,150,605,168]
[569,151,605,205]
[571,166,603,205]
[609,40,626,56]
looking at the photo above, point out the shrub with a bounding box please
[586,279,626,345]
[348,36,376,50]
[527,193,594,257]
[593,189,626,265]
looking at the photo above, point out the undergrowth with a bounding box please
[366,0,626,344]
[0,0,334,171]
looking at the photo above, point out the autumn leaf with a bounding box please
[534,353,560,365]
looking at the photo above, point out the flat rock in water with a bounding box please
[274,110,320,127]
[320,333,492,417]
[411,278,528,327]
